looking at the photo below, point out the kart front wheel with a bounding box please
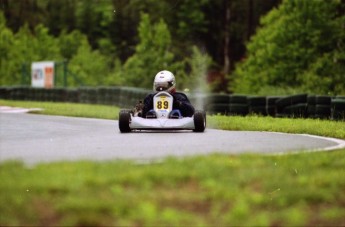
[119,110,131,133]
[193,110,206,132]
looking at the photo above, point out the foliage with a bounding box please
[4,0,344,93]
[0,12,62,85]
[0,12,15,85]
[300,51,345,95]
[0,9,210,89]
[175,0,209,40]
[231,0,345,95]
[58,30,85,60]
[1,0,282,91]
[121,13,177,89]
[68,39,111,86]
[0,11,122,87]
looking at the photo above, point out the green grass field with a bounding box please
[0,100,120,120]
[1,100,345,226]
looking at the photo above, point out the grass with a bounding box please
[0,99,120,120]
[1,152,344,226]
[208,115,345,139]
[1,99,345,226]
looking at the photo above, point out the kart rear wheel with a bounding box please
[119,110,131,133]
[193,110,206,132]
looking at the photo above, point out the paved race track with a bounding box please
[1,113,344,165]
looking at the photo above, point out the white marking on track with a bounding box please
[301,134,345,151]
[0,106,43,114]
[269,131,345,155]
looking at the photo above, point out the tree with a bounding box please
[121,13,177,89]
[1,0,283,90]
[0,9,63,86]
[58,30,85,60]
[45,0,77,35]
[68,38,113,86]
[75,0,110,48]
[201,0,280,92]
[231,0,345,95]
[0,0,44,32]
[0,11,15,85]
[32,24,61,60]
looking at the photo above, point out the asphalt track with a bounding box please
[1,113,345,165]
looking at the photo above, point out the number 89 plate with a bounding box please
[153,93,173,117]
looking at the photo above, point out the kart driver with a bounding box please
[141,70,195,118]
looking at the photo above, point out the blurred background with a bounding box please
[0,0,344,95]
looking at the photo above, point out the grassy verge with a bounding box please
[0,99,120,120]
[1,99,345,226]
[208,115,345,139]
[1,152,345,226]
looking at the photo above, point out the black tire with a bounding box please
[307,105,316,116]
[307,95,316,105]
[276,94,308,109]
[193,110,206,132]
[332,99,345,110]
[229,95,247,104]
[205,94,230,106]
[284,103,308,118]
[267,106,276,117]
[229,104,249,116]
[248,96,266,106]
[119,110,131,133]
[267,96,283,116]
[206,104,229,115]
[267,96,283,105]
[249,106,267,116]
[315,95,331,105]
[291,93,308,105]
[331,99,345,120]
[336,96,345,100]
[314,105,331,119]
[111,87,121,105]
[315,105,331,115]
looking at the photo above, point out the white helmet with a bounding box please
[153,70,176,93]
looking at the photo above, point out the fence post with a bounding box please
[21,62,28,85]
[63,60,68,87]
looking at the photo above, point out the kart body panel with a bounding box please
[130,116,195,131]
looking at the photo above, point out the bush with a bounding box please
[231,0,345,96]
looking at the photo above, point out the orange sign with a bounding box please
[44,66,54,88]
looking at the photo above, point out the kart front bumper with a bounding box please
[130,116,195,130]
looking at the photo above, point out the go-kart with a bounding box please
[118,91,206,132]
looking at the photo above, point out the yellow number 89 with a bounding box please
[157,101,169,109]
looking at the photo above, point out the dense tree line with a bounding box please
[231,0,345,95]
[0,0,344,95]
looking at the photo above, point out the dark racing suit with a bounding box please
[142,92,195,118]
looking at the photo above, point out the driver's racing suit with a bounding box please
[142,92,195,118]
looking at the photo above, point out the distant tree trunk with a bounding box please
[224,0,231,75]
[339,0,345,16]
[340,0,345,42]
[0,0,9,19]
[247,0,254,41]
